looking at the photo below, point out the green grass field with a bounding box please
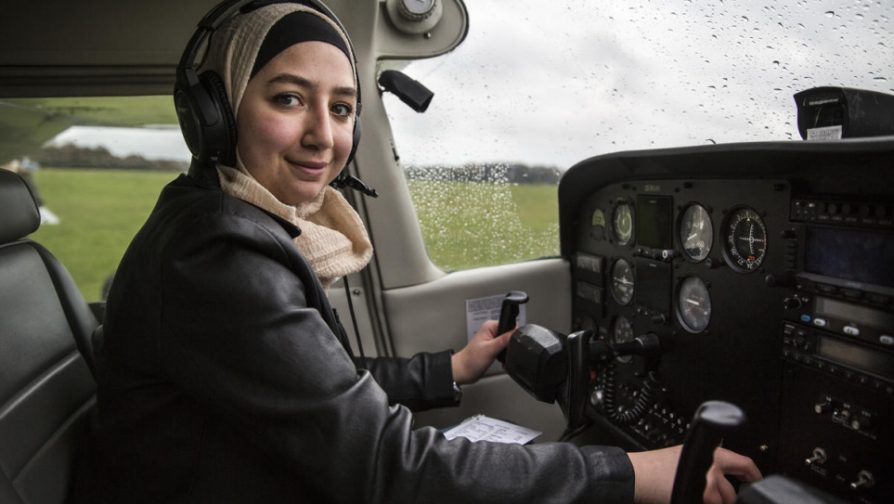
[408,180,559,271]
[30,169,177,300]
[26,169,559,300]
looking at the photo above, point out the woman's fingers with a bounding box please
[702,447,762,504]
[703,466,738,504]
[714,448,762,482]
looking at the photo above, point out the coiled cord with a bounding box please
[604,367,658,426]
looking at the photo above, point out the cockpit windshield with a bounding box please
[382,0,892,271]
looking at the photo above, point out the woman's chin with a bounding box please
[280,184,323,206]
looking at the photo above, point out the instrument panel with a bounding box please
[559,139,894,503]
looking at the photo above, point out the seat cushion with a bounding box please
[0,243,96,504]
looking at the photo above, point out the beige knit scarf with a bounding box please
[200,3,372,289]
[218,164,372,289]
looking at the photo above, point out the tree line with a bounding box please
[34,144,189,172]
[404,162,562,184]
[35,144,562,184]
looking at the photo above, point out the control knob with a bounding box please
[394,0,439,21]
[850,415,870,431]
[835,408,852,421]
[783,297,803,310]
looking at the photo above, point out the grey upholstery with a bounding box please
[0,169,97,504]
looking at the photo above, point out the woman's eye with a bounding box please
[332,103,353,118]
[273,94,301,107]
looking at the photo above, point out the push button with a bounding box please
[842,325,860,337]
[800,314,812,323]
[813,318,827,328]
[880,335,894,347]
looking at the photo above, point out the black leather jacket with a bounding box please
[73,173,634,503]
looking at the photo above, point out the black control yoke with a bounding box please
[496,291,529,362]
[670,401,746,504]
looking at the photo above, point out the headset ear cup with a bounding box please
[198,71,238,167]
[174,72,206,162]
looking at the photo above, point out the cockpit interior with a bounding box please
[559,138,893,502]
[1,0,892,502]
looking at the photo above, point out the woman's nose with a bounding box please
[301,106,334,150]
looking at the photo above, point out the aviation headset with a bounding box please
[174,0,362,170]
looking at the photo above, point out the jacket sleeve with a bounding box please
[356,351,458,411]
[161,212,635,504]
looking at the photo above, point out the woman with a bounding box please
[74,2,760,502]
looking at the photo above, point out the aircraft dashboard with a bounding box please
[558,137,894,502]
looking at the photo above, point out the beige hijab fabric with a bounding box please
[200,3,372,289]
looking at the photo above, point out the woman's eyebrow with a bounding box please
[268,73,357,99]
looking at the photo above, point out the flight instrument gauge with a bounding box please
[612,315,634,363]
[676,276,712,333]
[722,207,767,272]
[610,258,635,305]
[679,204,713,261]
[612,202,634,246]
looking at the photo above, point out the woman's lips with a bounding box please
[287,159,328,175]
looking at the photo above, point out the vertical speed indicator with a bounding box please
[722,207,767,272]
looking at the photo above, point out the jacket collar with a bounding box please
[184,162,302,238]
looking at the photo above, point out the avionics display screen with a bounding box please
[636,195,673,249]
[804,226,894,288]
[635,258,671,315]
[818,336,893,380]
[815,297,894,330]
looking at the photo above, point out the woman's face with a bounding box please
[237,41,356,206]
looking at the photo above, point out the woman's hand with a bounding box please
[450,320,513,385]
[702,448,762,504]
[627,445,762,504]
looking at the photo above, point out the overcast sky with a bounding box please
[53,0,892,169]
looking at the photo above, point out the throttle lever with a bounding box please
[496,291,529,362]
[670,401,745,504]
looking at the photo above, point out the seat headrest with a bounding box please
[0,169,40,244]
